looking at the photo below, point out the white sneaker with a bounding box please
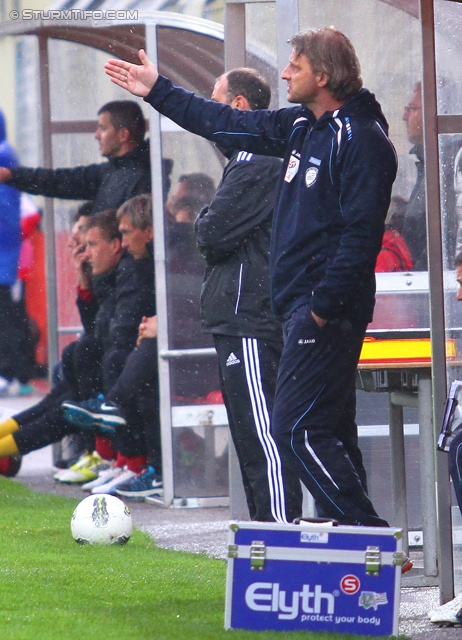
[82,465,119,491]
[429,591,462,625]
[91,467,136,495]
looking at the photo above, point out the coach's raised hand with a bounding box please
[104,49,159,97]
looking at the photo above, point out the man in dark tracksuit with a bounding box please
[106,26,397,526]
[195,68,302,522]
[0,100,172,212]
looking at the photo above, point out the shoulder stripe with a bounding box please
[237,151,254,162]
[334,117,343,155]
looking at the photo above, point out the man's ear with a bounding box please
[317,72,329,88]
[118,127,131,144]
[233,94,251,111]
[112,237,123,254]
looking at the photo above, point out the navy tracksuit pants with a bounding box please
[272,302,388,527]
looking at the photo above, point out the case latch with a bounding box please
[250,540,266,571]
[365,546,381,576]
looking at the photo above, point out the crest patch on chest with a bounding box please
[305,166,319,188]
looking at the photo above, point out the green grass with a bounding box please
[0,478,406,640]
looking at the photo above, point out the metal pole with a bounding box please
[388,397,409,554]
[418,370,438,575]
[38,34,59,374]
[145,22,174,508]
[276,0,299,107]
[419,0,454,601]
[224,1,246,70]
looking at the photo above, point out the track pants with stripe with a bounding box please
[214,335,302,522]
[272,303,388,527]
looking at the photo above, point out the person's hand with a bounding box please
[311,310,327,327]
[174,207,193,223]
[137,315,158,345]
[0,167,12,182]
[71,243,91,288]
[104,49,158,97]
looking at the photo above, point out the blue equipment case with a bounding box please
[225,520,403,636]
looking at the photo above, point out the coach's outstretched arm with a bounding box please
[105,49,158,97]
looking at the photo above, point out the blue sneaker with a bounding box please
[115,466,163,498]
[61,394,126,436]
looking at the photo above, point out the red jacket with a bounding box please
[375,229,413,272]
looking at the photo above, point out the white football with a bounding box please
[71,494,133,545]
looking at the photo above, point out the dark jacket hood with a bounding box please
[315,88,390,134]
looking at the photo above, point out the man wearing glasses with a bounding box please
[402,82,426,270]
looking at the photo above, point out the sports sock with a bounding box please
[0,418,20,439]
[95,436,116,462]
[0,434,20,457]
[115,452,127,468]
[125,455,148,474]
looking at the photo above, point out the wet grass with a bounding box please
[0,477,406,640]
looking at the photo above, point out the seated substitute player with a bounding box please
[52,201,98,474]
[62,315,162,497]
[0,207,155,474]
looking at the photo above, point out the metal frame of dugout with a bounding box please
[224,0,462,601]
[2,0,462,601]
[356,270,461,588]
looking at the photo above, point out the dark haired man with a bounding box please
[0,101,172,213]
[105,27,397,530]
